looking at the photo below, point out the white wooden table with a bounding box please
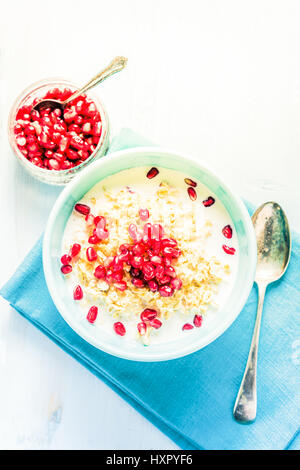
[0,0,299,449]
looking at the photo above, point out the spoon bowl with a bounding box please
[253,202,291,284]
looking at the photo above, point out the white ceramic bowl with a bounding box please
[43,147,257,361]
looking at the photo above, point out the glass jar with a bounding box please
[8,78,110,185]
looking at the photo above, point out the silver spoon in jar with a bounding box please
[33,56,128,113]
[233,201,291,423]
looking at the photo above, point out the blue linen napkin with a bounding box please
[1,129,299,450]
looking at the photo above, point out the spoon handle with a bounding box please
[233,282,266,423]
[63,56,128,105]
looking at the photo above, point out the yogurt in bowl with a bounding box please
[43,148,256,361]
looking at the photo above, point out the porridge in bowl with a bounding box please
[60,166,238,345]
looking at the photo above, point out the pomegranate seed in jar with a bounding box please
[184,177,197,187]
[222,245,236,255]
[187,187,197,201]
[113,322,126,336]
[146,167,159,179]
[73,285,83,300]
[137,322,147,336]
[74,203,90,216]
[86,247,98,262]
[182,323,194,330]
[222,225,233,239]
[87,306,98,323]
[193,314,203,327]
[202,196,215,207]
[61,264,72,275]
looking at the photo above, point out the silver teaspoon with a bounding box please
[233,201,291,423]
[33,56,128,113]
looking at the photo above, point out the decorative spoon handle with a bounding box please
[233,282,266,422]
[63,56,128,105]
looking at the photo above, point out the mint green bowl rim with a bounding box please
[43,147,257,362]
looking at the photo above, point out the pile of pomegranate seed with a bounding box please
[14,87,102,171]
[71,204,183,297]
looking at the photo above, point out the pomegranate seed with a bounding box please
[149,318,162,329]
[132,243,145,256]
[61,264,72,275]
[70,243,81,257]
[150,255,163,265]
[184,177,197,187]
[170,278,183,290]
[130,255,144,269]
[114,281,127,291]
[74,203,90,216]
[143,223,153,240]
[162,247,181,258]
[73,285,83,300]
[164,266,176,278]
[128,223,138,240]
[222,245,236,255]
[61,254,71,265]
[187,187,197,201]
[140,308,158,322]
[87,306,98,323]
[137,322,147,336]
[48,159,60,170]
[139,208,150,221]
[222,225,233,239]
[113,322,126,336]
[159,285,174,297]
[142,262,156,280]
[86,247,97,262]
[146,167,159,179]
[193,314,203,327]
[148,280,159,291]
[152,224,164,240]
[202,196,215,207]
[95,227,109,240]
[182,323,194,330]
[155,264,165,280]
[94,216,104,227]
[132,278,145,288]
[88,234,100,244]
[16,136,26,147]
[94,265,106,280]
[161,238,178,248]
[160,275,171,285]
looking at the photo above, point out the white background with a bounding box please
[0,0,300,450]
